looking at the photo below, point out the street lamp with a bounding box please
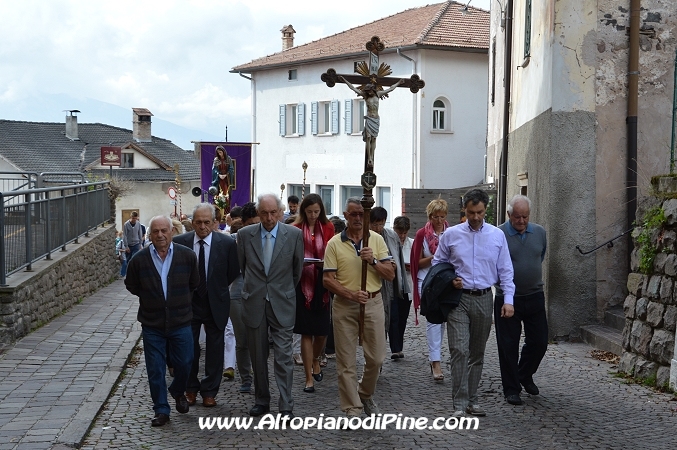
[280,183,285,199]
[301,161,308,199]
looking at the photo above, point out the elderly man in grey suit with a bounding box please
[237,193,304,418]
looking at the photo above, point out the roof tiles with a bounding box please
[0,120,200,181]
[232,1,489,72]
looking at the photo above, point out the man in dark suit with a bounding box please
[237,193,304,418]
[173,203,240,407]
[125,215,199,427]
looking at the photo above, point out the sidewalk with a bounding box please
[0,280,139,450]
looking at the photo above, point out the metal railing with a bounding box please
[0,180,111,286]
[575,228,634,255]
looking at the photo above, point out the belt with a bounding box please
[367,289,381,298]
[462,288,491,296]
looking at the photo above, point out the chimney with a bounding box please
[281,25,296,51]
[65,109,80,141]
[132,108,153,142]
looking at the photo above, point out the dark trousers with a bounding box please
[325,320,335,354]
[142,325,193,415]
[494,292,549,396]
[325,297,335,354]
[188,315,225,398]
[388,295,411,353]
[121,243,141,277]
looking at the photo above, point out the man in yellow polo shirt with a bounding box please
[323,197,395,417]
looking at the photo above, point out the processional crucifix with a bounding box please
[321,36,424,344]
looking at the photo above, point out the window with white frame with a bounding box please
[344,98,365,135]
[341,185,363,211]
[377,187,391,226]
[279,103,305,137]
[311,100,339,135]
[121,153,134,168]
[431,97,452,132]
[317,185,334,215]
[287,184,304,201]
[288,69,297,81]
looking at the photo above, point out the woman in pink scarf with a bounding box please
[293,194,335,393]
[410,198,449,382]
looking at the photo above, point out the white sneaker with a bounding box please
[360,397,380,415]
[452,410,466,418]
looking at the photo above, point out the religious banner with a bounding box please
[196,142,252,209]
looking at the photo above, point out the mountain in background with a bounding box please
[0,93,249,150]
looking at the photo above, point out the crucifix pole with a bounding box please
[321,36,424,346]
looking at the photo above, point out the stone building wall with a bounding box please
[0,224,119,348]
[619,191,677,389]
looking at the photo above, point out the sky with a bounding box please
[0,0,492,149]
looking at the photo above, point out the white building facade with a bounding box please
[233,2,490,220]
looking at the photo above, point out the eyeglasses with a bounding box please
[346,212,364,218]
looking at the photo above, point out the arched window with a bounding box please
[432,99,446,130]
[432,97,452,132]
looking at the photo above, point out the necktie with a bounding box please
[263,232,273,275]
[197,240,208,298]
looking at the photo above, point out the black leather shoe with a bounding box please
[303,385,315,393]
[280,410,294,419]
[522,382,540,395]
[312,370,323,382]
[506,394,523,405]
[249,404,270,417]
[151,413,170,427]
[173,394,189,414]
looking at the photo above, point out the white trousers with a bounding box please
[223,318,236,369]
[419,279,445,362]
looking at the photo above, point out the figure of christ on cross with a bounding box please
[338,77,404,171]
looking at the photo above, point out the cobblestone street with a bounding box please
[83,303,677,449]
[1,279,674,450]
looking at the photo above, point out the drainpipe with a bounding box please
[498,0,513,221]
[397,48,419,189]
[239,72,256,201]
[627,0,639,264]
[670,46,677,174]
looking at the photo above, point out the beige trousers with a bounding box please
[332,293,386,415]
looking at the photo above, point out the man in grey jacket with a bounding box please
[237,194,304,418]
[369,207,410,359]
[121,211,143,277]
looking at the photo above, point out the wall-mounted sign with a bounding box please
[101,146,122,166]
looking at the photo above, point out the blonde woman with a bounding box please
[410,198,449,382]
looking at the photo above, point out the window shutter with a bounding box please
[345,99,352,134]
[311,101,318,135]
[331,99,340,134]
[298,103,305,136]
[279,105,286,136]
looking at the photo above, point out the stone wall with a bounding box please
[0,224,119,348]
[619,191,677,389]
